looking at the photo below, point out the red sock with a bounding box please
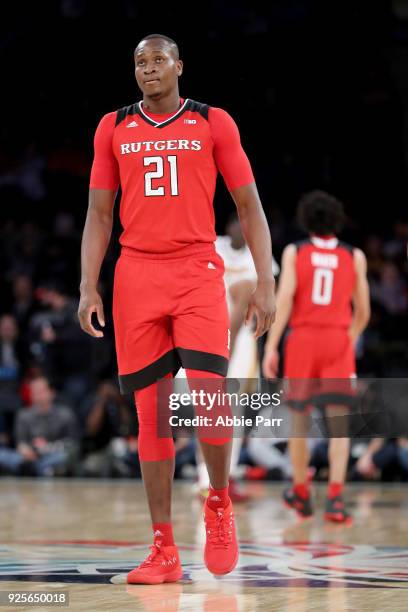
[152,522,174,546]
[207,485,229,511]
[328,482,343,499]
[294,483,309,499]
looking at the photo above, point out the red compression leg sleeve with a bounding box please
[134,373,175,461]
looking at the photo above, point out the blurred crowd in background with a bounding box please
[1,0,408,481]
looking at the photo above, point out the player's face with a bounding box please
[134,40,183,98]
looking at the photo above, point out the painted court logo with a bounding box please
[0,541,407,588]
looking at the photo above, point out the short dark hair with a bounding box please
[297,190,346,235]
[30,374,55,390]
[136,34,179,59]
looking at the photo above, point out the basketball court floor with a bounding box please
[0,479,407,611]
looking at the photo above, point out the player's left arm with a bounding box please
[210,108,276,338]
[349,248,371,344]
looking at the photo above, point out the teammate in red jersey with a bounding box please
[263,191,370,523]
[78,34,276,583]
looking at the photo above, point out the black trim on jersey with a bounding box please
[118,349,180,394]
[313,392,356,409]
[115,98,210,129]
[115,103,139,127]
[287,392,356,414]
[177,348,228,376]
[294,239,312,251]
[185,99,209,120]
[337,240,354,255]
[287,399,310,412]
[294,238,354,255]
[118,347,228,394]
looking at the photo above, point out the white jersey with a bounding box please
[215,236,279,378]
[177,237,279,380]
[215,236,279,291]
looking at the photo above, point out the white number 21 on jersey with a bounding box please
[311,268,334,305]
[144,155,179,197]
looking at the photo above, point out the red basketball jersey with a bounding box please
[289,236,356,329]
[90,99,254,255]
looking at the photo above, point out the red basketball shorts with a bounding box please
[113,245,230,393]
[283,327,356,410]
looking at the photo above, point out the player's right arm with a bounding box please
[78,113,119,338]
[262,244,297,378]
[349,248,371,344]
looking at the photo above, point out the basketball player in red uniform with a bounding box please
[78,34,276,583]
[263,191,370,523]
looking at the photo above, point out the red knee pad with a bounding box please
[134,374,175,462]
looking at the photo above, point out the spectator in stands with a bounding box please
[6,222,44,281]
[246,435,292,480]
[29,280,93,405]
[0,315,22,416]
[384,220,408,260]
[80,380,138,477]
[10,274,36,333]
[364,234,384,280]
[397,438,408,479]
[353,437,408,482]
[370,261,408,315]
[0,375,78,476]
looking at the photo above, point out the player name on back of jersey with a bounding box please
[120,139,202,154]
[311,252,339,269]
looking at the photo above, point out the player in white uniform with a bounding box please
[194,214,279,500]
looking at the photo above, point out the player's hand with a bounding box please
[348,326,359,345]
[18,444,37,462]
[78,288,105,338]
[262,345,280,379]
[245,279,276,339]
[355,453,376,477]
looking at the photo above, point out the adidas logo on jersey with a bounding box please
[126,121,138,128]
[208,262,216,269]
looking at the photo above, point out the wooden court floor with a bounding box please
[0,479,407,611]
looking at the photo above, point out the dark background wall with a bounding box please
[1,0,408,381]
[3,0,408,230]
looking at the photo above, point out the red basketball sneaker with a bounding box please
[228,478,250,503]
[204,499,238,575]
[324,495,353,525]
[127,541,183,585]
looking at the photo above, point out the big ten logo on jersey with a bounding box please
[184,119,197,124]
[310,251,339,306]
